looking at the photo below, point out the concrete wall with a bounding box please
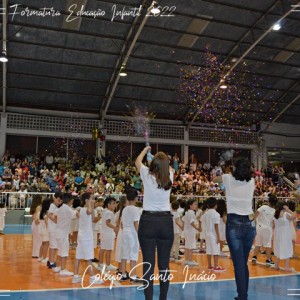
[261,122,300,150]
[5,210,32,225]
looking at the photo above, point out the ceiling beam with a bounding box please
[272,100,300,122]
[8,86,103,97]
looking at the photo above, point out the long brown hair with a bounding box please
[149,152,172,191]
[117,196,127,220]
[30,194,43,215]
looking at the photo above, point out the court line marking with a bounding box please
[0,290,10,297]
[249,259,298,273]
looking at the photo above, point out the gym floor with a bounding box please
[0,225,299,299]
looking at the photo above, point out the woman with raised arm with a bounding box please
[135,146,174,300]
[222,157,256,300]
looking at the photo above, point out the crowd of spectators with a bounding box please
[0,150,294,209]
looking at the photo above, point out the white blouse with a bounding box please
[222,174,254,215]
[140,164,173,211]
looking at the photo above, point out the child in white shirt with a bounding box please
[47,192,63,269]
[119,189,141,282]
[217,199,227,257]
[182,199,201,266]
[114,196,128,274]
[199,201,208,253]
[38,198,51,263]
[0,203,7,234]
[69,197,81,249]
[288,201,298,259]
[252,195,277,265]
[93,198,104,249]
[98,197,117,271]
[273,203,296,271]
[54,193,77,276]
[201,197,225,272]
[91,199,102,263]
[72,192,103,285]
[170,201,182,261]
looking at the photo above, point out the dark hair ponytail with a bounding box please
[39,198,51,220]
[274,202,284,219]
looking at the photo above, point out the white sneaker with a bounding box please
[219,252,227,257]
[97,263,104,271]
[53,267,61,273]
[41,258,49,264]
[188,261,199,266]
[37,257,43,262]
[59,269,74,276]
[89,276,104,285]
[106,264,117,271]
[72,275,82,284]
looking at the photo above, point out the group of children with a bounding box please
[171,197,227,272]
[170,194,298,272]
[30,189,142,285]
[251,196,297,271]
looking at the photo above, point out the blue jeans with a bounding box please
[138,212,174,300]
[226,214,256,300]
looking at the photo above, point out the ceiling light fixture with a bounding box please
[272,23,281,31]
[220,78,228,89]
[150,1,161,15]
[0,50,8,63]
[119,64,127,77]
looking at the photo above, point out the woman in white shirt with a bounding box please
[222,157,256,300]
[135,146,173,300]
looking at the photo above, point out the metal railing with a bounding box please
[283,176,297,190]
[0,192,54,209]
[0,192,297,212]
[172,195,296,210]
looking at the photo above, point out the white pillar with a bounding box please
[0,113,7,157]
[251,147,259,169]
[36,136,39,154]
[260,136,268,169]
[66,137,69,160]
